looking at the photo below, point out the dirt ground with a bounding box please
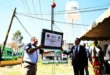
[0,59,94,75]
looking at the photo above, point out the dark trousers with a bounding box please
[85,68,89,75]
[104,60,110,74]
[73,66,84,75]
[22,62,37,75]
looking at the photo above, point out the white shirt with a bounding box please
[73,45,80,56]
[74,45,80,52]
[90,46,100,57]
[23,44,39,64]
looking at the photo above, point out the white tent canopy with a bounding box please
[79,8,110,40]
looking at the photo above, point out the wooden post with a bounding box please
[0,8,16,63]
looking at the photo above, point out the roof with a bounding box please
[79,8,110,40]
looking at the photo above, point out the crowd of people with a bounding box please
[22,37,110,75]
[70,39,110,75]
[66,38,110,75]
[83,41,110,75]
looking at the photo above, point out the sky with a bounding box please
[0,0,110,44]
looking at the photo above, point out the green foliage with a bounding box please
[13,30,21,41]
[89,41,100,46]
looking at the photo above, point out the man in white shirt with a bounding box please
[22,37,43,75]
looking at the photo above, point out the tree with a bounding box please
[13,30,21,41]
[11,30,24,50]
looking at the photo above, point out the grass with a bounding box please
[0,59,94,75]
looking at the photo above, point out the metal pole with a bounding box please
[72,19,74,39]
[51,7,54,31]
[0,8,16,63]
[51,1,56,75]
[51,6,53,75]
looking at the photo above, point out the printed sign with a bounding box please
[41,29,63,49]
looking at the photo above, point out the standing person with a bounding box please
[104,45,110,74]
[22,37,43,75]
[82,43,89,75]
[62,38,87,75]
[89,40,104,75]
[103,44,108,74]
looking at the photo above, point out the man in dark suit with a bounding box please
[62,38,87,75]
